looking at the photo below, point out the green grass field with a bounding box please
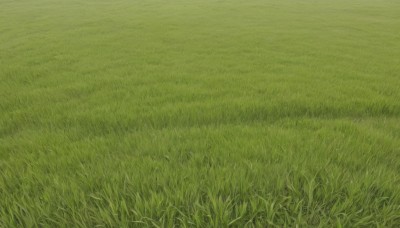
[1,0,400,226]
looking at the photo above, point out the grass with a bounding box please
[1,0,400,226]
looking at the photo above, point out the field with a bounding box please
[1,0,400,226]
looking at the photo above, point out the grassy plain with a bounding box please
[1,0,400,226]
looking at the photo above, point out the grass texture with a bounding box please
[1,0,400,226]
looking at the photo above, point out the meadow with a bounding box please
[1,0,400,226]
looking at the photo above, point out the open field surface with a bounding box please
[1,0,400,226]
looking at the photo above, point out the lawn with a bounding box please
[1,0,400,226]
